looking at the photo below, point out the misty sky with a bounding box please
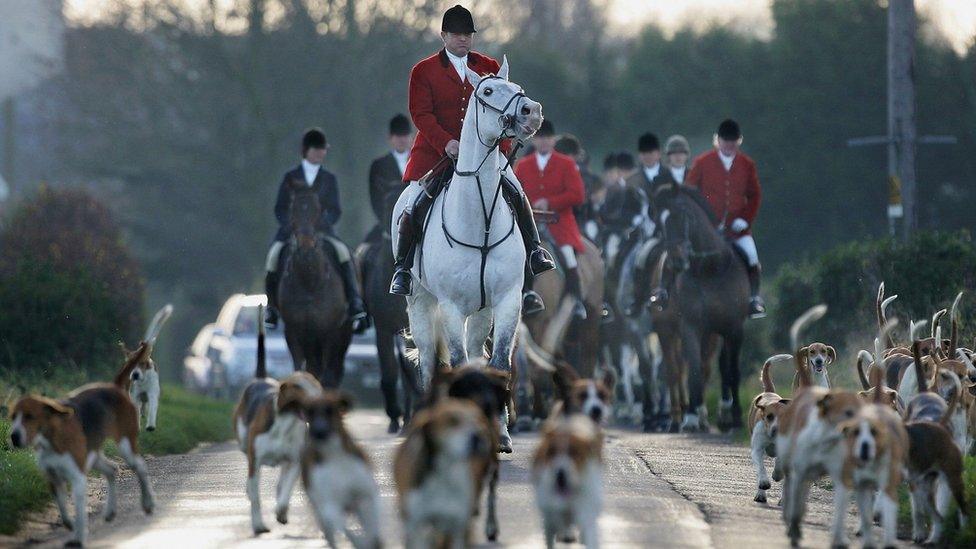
[62,0,976,54]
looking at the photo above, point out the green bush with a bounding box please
[0,187,144,375]
[768,231,976,355]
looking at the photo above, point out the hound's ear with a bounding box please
[601,368,616,392]
[40,397,73,417]
[497,55,510,80]
[465,66,482,87]
[118,342,132,359]
[816,393,832,411]
[826,346,837,363]
[778,398,791,405]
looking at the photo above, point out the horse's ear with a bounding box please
[497,55,510,80]
[465,66,482,87]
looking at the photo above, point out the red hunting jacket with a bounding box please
[515,151,585,252]
[685,149,761,237]
[403,49,504,182]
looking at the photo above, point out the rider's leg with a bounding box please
[323,236,369,333]
[500,176,555,276]
[390,175,447,296]
[734,234,766,318]
[560,245,587,320]
[521,263,545,316]
[264,240,286,327]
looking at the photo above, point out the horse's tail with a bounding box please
[789,304,827,352]
[394,331,424,398]
[255,305,267,379]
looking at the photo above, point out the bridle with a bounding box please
[437,74,531,309]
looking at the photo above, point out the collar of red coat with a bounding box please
[438,48,486,69]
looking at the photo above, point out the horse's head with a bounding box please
[653,184,691,273]
[464,56,543,144]
[288,179,322,250]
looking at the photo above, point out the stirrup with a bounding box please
[749,297,767,319]
[522,291,545,316]
[529,248,556,275]
[572,299,588,320]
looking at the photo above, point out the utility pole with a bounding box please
[847,0,954,239]
[888,0,916,239]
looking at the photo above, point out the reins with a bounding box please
[432,75,527,310]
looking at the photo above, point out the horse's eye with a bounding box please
[484,88,493,96]
[521,106,530,115]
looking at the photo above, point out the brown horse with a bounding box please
[357,190,420,433]
[278,180,352,388]
[521,237,604,423]
[651,184,750,432]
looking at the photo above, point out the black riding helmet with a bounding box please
[442,5,477,33]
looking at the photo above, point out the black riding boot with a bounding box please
[390,176,443,295]
[522,265,545,316]
[264,271,280,328]
[338,260,370,333]
[564,266,587,320]
[501,178,556,275]
[747,263,766,319]
[390,211,417,296]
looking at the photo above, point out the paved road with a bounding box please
[11,410,897,548]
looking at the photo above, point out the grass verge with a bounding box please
[0,383,232,535]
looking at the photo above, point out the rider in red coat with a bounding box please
[514,120,588,318]
[389,5,555,310]
[685,119,765,317]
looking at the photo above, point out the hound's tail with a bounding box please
[760,354,793,393]
[144,304,174,348]
[256,305,267,379]
[912,339,930,394]
[949,291,963,357]
[856,350,874,391]
[790,304,827,352]
[114,341,150,388]
[930,308,947,339]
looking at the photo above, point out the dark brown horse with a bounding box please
[278,180,352,387]
[652,184,750,432]
[357,190,421,433]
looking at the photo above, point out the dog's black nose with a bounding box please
[10,430,23,448]
[146,425,155,432]
[132,371,141,381]
[555,468,569,492]
[589,407,603,422]
[859,443,871,462]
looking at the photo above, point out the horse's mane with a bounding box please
[654,184,718,226]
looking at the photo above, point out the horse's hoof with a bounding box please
[498,435,514,453]
[387,419,401,434]
[253,525,270,536]
[104,510,116,522]
[759,480,771,491]
[754,492,767,503]
[64,541,82,548]
[668,421,680,433]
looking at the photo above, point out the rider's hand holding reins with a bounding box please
[731,218,748,233]
[445,139,460,157]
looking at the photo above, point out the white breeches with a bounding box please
[265,237,351,273]
[560,245,578,269]
[734,235,759,267]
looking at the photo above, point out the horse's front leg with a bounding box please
[465,307,493,361]
[439,303,469,367]
[489,288,521,453]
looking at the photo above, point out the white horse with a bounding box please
[392,58,543,451]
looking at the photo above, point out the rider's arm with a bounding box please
[321,172,342,227]
[274,174,290,226]
[409,65,453,154]
[545,159,585,211]
[367,159,385,220]
[740,161,761,225]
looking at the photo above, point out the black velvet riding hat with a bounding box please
[442,5,477,34]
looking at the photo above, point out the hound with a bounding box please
[748,353,793,503]
[786,304,830,392]
[838,370,908,548]
[549,360,613,425]
[119,304,173,431]
[232,307,323,534]
[776,347,863,547]
[8,343,156,547]
[394,398,495,549]
[300,392,381,549]
[532,414,603,549]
